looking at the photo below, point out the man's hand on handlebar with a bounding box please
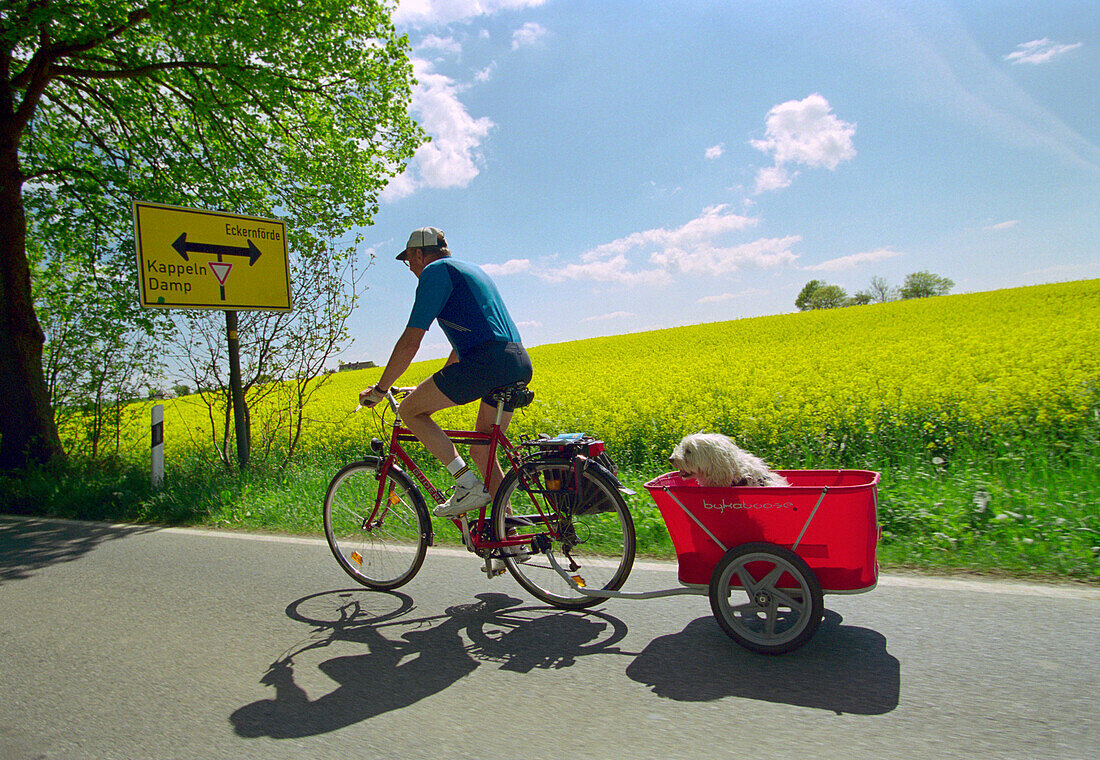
[359,385,388,409]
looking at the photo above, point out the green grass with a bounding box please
[5,280,1098,582]
[3,423,1097,582]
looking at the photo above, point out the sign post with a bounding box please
[225,311,250,469]
[134,202,292,469]
[151,404,164,487]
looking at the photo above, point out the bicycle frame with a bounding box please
[369,391,548,555]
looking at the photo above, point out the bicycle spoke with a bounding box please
[735,567,759,595]
[323,460,429,590]
[491,460,634,609]
[758,564,785,590]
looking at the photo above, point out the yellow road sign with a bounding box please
[133,202,292,311]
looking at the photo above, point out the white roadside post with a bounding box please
[151,404,165,488]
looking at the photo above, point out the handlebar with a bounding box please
[355,386,416,412]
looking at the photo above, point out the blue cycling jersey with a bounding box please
[407,258,523,358]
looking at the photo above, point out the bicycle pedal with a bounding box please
[482,559,506,578]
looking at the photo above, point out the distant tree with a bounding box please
[900,271,954,299]
[809,284,849,309]
[795,280,826,311]
[848,291,873,306]
[868,276,895,303]
[172,384,191,398]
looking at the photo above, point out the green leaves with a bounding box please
[5,0,424,467]
[13,0,424,231]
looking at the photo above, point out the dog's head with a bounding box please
[668,435,693,476]
[669,434,715,482]
[669,433,749,486]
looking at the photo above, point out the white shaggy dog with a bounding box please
[669,433,789,488]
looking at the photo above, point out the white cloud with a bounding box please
[537,205,800,285]
[705,143,724,160]
[984,220,1019,231]
[751,93,856,193]
[380,171,418,201]
[481,258,531,275]
[474,62,497,82]
[512,22,548,49]
[697,288,768,304]
[1005,39,1083,65]
[753,165,793,194]
[583,311,634,322]
[802,248,902,272]
[382,58,494,201]
[648,238,802,276]
[544,253,666,287]
[394,0,547,28]
[516,319,542,329]
[583,204,758,261]
[416,34,461,56]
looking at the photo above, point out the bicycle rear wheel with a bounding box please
[323,457,431,590]
[490,459,635,609]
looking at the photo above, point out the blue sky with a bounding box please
[341,0,1099,366]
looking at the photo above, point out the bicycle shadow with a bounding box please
[230,590,629,739]
[625,610,900,715]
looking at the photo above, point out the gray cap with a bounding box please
[397,227,446,259]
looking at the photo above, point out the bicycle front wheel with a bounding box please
[323,457,431,590]
[490,459,635,609]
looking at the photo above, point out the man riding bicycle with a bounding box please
[359,227,533,518]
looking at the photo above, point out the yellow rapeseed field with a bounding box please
[111,279,1100,466]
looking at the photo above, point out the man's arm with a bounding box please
[362,327,426,400]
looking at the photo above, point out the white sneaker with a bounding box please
[434,480,492,517]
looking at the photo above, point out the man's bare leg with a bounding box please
[398,378,459,465]
[470,400,512,498]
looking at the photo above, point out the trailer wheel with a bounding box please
[708,542,824,655]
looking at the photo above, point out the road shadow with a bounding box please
[0,516,154,586]
[625,610,900,714]
[230,590,630,739]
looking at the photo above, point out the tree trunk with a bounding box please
[0,124,64,469]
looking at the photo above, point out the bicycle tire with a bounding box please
[323,457,431,590]
[490,458,635,609]
[708,542,824,655]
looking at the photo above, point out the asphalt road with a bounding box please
[1,515,1098,760]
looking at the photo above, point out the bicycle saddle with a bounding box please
[487,381,535,409]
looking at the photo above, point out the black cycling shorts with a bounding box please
[433,341,533,412]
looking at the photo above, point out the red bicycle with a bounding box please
[322,382,636,609]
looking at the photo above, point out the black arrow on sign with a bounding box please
[172,233,262,265]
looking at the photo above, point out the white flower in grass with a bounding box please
[973,490,991,512]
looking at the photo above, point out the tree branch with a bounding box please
[51,60,225,80]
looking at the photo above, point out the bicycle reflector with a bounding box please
[586,440,605,457]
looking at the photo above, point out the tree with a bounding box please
[809,284,849,310]
[29,180,173,460]
[868,276,895,303]
[1,1,423,469]
[899,271,954,299]
[795,280,825,311]
[848,291,873,306]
